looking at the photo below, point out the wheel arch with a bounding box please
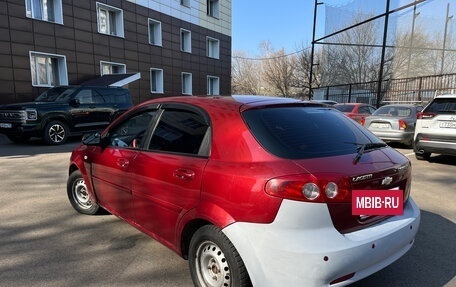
[178,202,237,259]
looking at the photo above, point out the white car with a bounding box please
[414,94,456,160]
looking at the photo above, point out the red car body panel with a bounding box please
[69,96,409,257]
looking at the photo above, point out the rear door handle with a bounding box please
[173,168,195,180]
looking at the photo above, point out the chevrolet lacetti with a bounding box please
[67,95,420,287]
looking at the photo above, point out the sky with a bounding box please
[231,0,450,57]
[231,0,317,56]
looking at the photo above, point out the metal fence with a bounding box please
[313,73,456,106]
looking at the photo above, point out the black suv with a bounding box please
[0,86,133,145]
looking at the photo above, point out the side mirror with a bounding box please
[82,132,101,146]
[70,99,80,107]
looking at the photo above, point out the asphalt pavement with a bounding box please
[0,135,454,287]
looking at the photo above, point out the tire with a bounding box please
[415,152,431,161]
[44,120,68,145]
[67,170,100,215]
[189,225,252,287]
[7,135,30,144]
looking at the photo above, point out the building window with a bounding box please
[148,19,162,46]
[207,0,220,18]
[25,0,63,24]
[182,73,192,95]
[96,2,124,37]
[206,37,220,59]
[180,0,190,7]
[150,68,164,93]
[180,29,192,53]
[29,51,68,87]
[207,76,219,95]
[100,61,126,75]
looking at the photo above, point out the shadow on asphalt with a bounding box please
[0,135,81,157]
[351,210,456,287]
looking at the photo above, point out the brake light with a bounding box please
[417,112,436,119]
[360,118,365,126]
[399,119,407,130]
[265,174,351,203]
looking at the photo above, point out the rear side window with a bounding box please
[97,88,132,104]
[148,109,209,156]
[424,98,456,114]
[242,106,382,159]
[334,105,354,112]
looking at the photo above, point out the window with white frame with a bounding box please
[207,76,219,95]
[148,19,162,46]
[206,37,220,59]
[207,0,220,18]
[180,29,191,53]
[182,73,192,95]
[100,61,126,75]
[29,51,68,87]
[96,2,124,37]
[25,0,63,24]
[180,0,190,7]
[150,68,164,93]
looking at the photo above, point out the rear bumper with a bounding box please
[414,133,456,156]
[371,130,413,144]
[223,198,420,287]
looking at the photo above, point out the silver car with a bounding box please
[414,95,456,160]
[363,104,422,147]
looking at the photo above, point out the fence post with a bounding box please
[417,77,422,102]
[348,84,352,103]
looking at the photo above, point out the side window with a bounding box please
[148,109,209,155]
[109,111,157,148]
[368,107,376,114]
[75,89,93,104]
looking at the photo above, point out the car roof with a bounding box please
[135,95,315,113]
[435,94,456,98]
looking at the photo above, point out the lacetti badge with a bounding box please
[352,174,373,182]
[352,190,404,215]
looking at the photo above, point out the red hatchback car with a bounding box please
[334,103,377,124]
[67,95,420,287]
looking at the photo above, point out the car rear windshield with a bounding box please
[425,98,456,114]
[334,104,354,112]
[242,106,383,159]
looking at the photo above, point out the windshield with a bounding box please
[35,87,77,102]
[242,106,383,159]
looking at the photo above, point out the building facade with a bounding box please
[0,0,232,104]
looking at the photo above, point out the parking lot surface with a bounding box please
[0,135,455,287]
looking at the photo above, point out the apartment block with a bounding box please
[0,0,232,104]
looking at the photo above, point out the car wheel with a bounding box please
[67,170,100,215]
[7,135,30,144]
[44,120,68,145]
[415,152,431,161]
[189,225,252,287]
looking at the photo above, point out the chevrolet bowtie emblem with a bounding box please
[382,176,393,186]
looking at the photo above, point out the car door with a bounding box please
[131,104,210,246]
[90,109,158,219]
[71,88,109,132]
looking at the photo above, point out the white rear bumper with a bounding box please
[223,198,420,287]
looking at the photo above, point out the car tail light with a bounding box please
[399,119,407,130]
[417,112,436,119]
[265,174,351,203]
[360,118,365,126]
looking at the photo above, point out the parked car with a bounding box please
[414,94,456,160]
[334,103,377,124]
[0,86,133,145]
[67,95,420,287]
[362,104,422,147]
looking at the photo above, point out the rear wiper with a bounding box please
[353,142,387,164]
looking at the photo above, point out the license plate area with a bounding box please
[371,123,390,129]
[439,121,456,128]
[0,123,12,128]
